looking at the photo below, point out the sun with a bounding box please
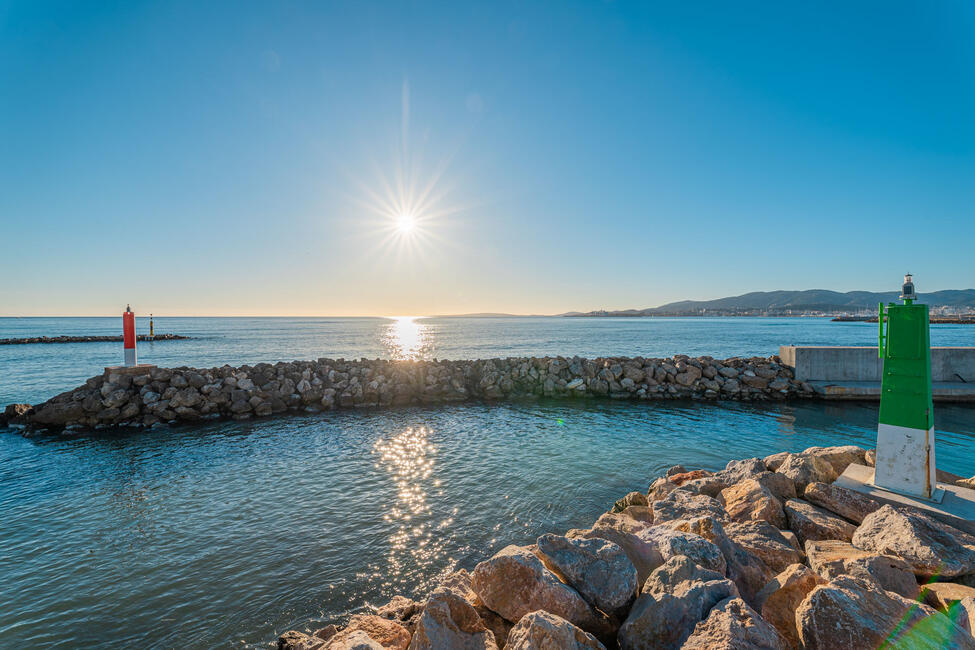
[396,213,415,233]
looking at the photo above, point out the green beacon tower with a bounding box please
[874,274,942,502]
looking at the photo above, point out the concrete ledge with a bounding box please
[780,346,975,383]
[836,463,975,535]
[808,380,975,402]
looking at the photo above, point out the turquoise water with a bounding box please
[1,400,973,648]
[3,316,975,406]
[2,317,974,648]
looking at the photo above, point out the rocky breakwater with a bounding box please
[0,333,187,345]
[278,445,975,650]
[3,354,811,431]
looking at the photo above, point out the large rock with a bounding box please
[504,611,606,650]
[621,506,654,524]
[720,458,768,484]
[755,564,824,649]
[805,539,919,599]
[763,451,791,472]
[852,505,975,578]
[613,491,649,512]
[803,481,882,524]
[642,526,726,575]
[536,533,637,616]
[957,598,975,635]
[923,582,975,611]
[723,521,802,574]
[753,471,797,502]
[408,590,497,649]
[470,545,608,636]
[800,445,867,476]
[618,556,739,649]
[783,499,855,547]
[718,479,785,528]
[433,570,511,646]
[325,616,410,650]
[376,596,423,633]
[279,631,325,650]
[797,575,975,650]
[570,513,660,585]
[681,596,788,649]
[652,490,727,525]
[776,454,837,493]
[669,516,774,607]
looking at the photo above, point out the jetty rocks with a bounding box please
[0,333,187,345]
[4,354,810,431]
[279,445,975,650]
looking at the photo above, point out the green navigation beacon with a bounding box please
[874,274,943,502]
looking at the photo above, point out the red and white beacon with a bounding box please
[123,304,137,366]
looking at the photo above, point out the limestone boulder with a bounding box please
[780,531,800,552]
[652,490,727,525]
[763,451,791,472]
[852,505,975,578]
[923,582,975,611]
[776,455,837,493]
[718,479,786,528]
[621,506,654,524]
[755,564,824,649]
[278,631,324,650]
[536,533,638,616]
[797,575,975,650]
[681,596,788,649]
[783,499,855,546]
[504,611,606,650]
[805,539,919,599]
[408,590,497,650]
[669,470,712,486]
[802,481,882,524]
[669,516,775,607]
[957,598,975,635]
[647,477,679,501]
[753,471,797,502]
[376,596,423,633]
[613,491,649,512]
[618,556,739,649]
[570,512,661,585]
[325,616,410,650]
[723,521,802,573]
[720,458,768,484]
[800,445,866,476]
[432,570,511,646]
[641,526,726,575]
[470,545,609,636]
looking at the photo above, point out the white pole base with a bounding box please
[874,423,938,501]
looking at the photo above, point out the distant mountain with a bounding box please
[563,289,975,317]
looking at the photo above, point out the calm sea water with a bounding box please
[1,318,974,648]
[3,316,975,406]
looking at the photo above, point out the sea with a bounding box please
[1,316,974,648]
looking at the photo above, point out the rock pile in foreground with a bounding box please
[279,445,975,649]
[3,354,810,431]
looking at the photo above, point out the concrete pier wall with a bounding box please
[779,346,975,401]
[779,346,975,382]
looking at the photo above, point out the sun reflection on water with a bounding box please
[372,426,453,587]
[381,316,432,360]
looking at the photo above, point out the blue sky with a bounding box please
[2,1,974,316]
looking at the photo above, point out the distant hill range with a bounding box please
[562,289,975,317]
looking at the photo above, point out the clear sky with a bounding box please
[2,1,974,316]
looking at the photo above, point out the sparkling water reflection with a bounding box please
[380,317,432,360]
